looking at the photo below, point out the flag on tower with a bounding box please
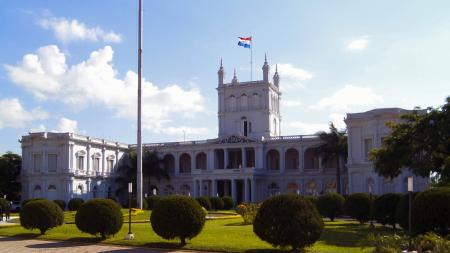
[238,37,252,48]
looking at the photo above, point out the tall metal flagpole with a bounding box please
[137,0,143,209]
[250,37,253,81]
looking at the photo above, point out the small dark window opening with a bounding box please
[244,121,248,136]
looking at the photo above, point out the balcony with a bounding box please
[192,167,261,176]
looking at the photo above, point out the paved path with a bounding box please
[0,236,211,253]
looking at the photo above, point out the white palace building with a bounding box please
[20,57,429,203]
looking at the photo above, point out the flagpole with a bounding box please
[137,0,143,209]
[250,37,253,81]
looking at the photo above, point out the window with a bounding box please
[107,160,114,172]
[240,94,248,110]
[48,154,57,172]
[243,121,248,136]
[77,156,84,170]
[33,154,42,172]
[249,122,252,133]
[93,157,100,171]
[252,93,259,109]
[364,138,373,160]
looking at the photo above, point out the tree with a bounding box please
[0,152,21,200]
[316,123,348,194]
[115,150,169,198]
[370,97,450,184]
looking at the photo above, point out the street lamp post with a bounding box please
[125,182,134,240]
[408,176,413,251]
[368,184,374,229]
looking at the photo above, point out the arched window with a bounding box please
[325,180,337,193]
[164,185,174,196]
[195,152,207,170]
[240,94,248,110]
[268,182,280,196]
[92,153,101,172]
[163,154,175,173]
[304,148,319,169]
[48,185,56,190]
[285,148,299,170]
[252,93,260,109]
[179,153,191,173]
[266,149,280,170]
[77,184,84,194]
[33,185,42,198]
[287,182,299,194]
[306,180,318,196]
[229,95,236,111]
[76,150,86,171]
[34,185,42,191]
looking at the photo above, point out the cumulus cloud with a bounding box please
[311,85,383,111]
[55,117,78,133]
[273,63,313,90]
[0,98,48,129]
[39,17,122,43]
[5,45,205,133]
[347,38,369,51]
[30,124,47,132]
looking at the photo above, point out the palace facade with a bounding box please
[20,58,429,203]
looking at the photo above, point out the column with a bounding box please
[207,150,214,171]
[231,179,237,201]
[241,148,247,168]
[86,144,91,175]
[69,143,74,172]
[101,147,106,175]
[115,149,119,173]
[43,144,48,173]
[318,154,323,173]
[175,152,180,176]
[244,179,249,202]
[212,179,217,197]
[224,148,229,169]
[191,152,196,170]
[299,145,304,173]
[193,180,198,197]
[251,179,256,202]
[199,180,204,197]
[280,147,285,173]
[255,146,263,169]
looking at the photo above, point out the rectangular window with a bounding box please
[48,154,57,172]
[107,160,114,172]
[77,156,84,171]
[364,138,373,160]
[244,121,248,137]
[33,154,42,172]
[93,157,100,171]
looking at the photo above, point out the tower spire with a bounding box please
[262,53,270,83]
[273,64,280,87]
[218,58,225,86]
[232,68,239,84]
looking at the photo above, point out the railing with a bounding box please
[265,134,317,142]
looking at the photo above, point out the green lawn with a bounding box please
[0,210,396,253]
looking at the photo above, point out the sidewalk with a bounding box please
[0,236,212,253]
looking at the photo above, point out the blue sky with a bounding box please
[1,0,449,154]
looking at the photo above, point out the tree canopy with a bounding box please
[316,123,348,194]
[0,152,21,200]
[370,97,450,184]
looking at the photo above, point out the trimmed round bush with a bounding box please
[413,187,450,235]
[151,195,206,245]
[195,196,212,211]
[53,200,66,211]
[20,199,64,234]
[253,194,324,251]
[75,198,123,239]
[145,195,162,210]
[373,193,401,228]
[221,196,234,210]
[304,196,318,208]
[210,197,224,210]
[396,192,417,231]
[68,198,84,211]
[317,193,345,221]
[344,193,372,224]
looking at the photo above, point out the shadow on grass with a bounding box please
[224,221,252,226]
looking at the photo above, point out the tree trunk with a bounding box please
[180,237,186,246]
[336,157,342,194]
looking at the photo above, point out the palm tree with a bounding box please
[115,150,169,197]
[316,123,348,194]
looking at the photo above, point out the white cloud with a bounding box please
[39,17,122,43]
[273,63,314,90]
[0,98,48,129]
[30,124,47,132]
[347,39,368,51]
[55,117,78,133]
[5,45,205,133]
[329,113,346,130]
[161,126,210,136]
[285,121,329,135]
[311,84,383,111]
[282,100,302,107]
